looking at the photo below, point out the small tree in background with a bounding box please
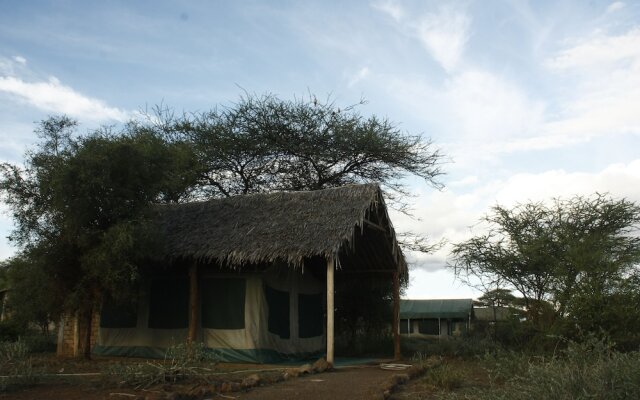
[451,194,640,347]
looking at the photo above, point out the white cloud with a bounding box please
[449,175,479,188]
[12,56,26,65]
[606,2,625,13]
[371,0,404,22]
[413,6,471,72]
[511,27,640,152]
[347,66,370,87]
[372,3,470,72]
[0,76,129,122]
[494,160,640,206]
[443,69,545,141]
[405,268,480,299]
[546,28,640,69]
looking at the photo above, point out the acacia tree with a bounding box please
[0,117,199,357]
[152,93,443,205]
[451,195,640,340]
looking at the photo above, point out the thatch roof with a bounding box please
[155,184,406,275]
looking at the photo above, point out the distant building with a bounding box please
[400,299,473,338]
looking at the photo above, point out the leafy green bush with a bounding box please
[22,333,56,353]
[0,320,28,342]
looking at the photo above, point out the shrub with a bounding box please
[0,320,28,342]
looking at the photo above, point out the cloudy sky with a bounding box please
[2,0,640,299]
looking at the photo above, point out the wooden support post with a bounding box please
[326,257,335,366]
[188,263,198,344]
[392,271,401,360]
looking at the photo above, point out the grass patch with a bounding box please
[395,337,640,400]
[0,339,44,391]
[423,364,465,391]
[101,342,219,389]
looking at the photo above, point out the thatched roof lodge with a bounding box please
[155,183,407,275]
[60,184,407,363]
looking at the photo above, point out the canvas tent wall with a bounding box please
[65,183,407,362]
[400,299,473,338]
[95,265,324,363]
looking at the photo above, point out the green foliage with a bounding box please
[157,94,443,200]
[0,117,200,329]
[0,320,29,342]
[1,256,61,332]
[451,194,640,345]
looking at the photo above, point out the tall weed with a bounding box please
[0,339,41,391]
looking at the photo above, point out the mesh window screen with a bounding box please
[298,293,323,338]
[265,285,290,339]
[100,296,138,328]
[201,278,246,329]
[148,278,189,329]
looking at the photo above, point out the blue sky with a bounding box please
[2,0,640,299]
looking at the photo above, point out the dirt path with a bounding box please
[0,366,404,400]
[234,366,399,400]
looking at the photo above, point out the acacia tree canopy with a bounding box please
[451,194,640,339]
[152,94,443,205]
